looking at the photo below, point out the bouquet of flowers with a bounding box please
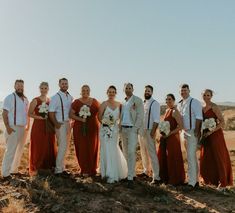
[38,102,49,118]
[38,102,55,133]
[79,105,91,136]
[159,121,170,136]
[159,121,170,148]
[199,118,216,145]
[101,112,115,138]
[79,105,91,119]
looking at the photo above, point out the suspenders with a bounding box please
[189,98,193,129]
[13,93,17,125]
[147,100,156,129]
[180,98,193,129]
[57,93,65,122]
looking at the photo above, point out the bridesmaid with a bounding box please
[70,85,100,176]
[157,94,185,186]
[200,89,233,189]
[28,82,57,176]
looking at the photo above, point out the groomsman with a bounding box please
[177,84,202,188]
[1,79,29,179]
[120,83,144,188]
[49,78,73,176]
[139,85,161,184]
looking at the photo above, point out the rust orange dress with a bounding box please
[158,108,185,185]
[200,108,233,187]
[72,99,100,175]
[29,98,57,175]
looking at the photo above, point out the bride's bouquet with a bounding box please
[102,112,115,138]
[79,105,91,136]
[38,102,49,118]
[199,118,216,145]
[159,121,170,136]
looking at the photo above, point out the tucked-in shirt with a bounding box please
[177,96,203,130]
[3,93,29,126]
[143,97,160,130]
[49,91,73,123]
[121,95,134,126]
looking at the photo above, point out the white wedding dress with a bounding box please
[100,106,128,183]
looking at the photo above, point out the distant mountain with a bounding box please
[217,102,235,107]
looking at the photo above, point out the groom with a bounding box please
[120,83,144,188]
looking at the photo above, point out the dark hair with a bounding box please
[166,93,176,101]
[107,85,117,94]
[180,83,189,89]
[59,78,68,83]
[124,83,133,89]
[81,84,90,90]
[15,79,24,85]
[145,85,153,92]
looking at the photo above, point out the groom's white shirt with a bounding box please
[121,95,134,126]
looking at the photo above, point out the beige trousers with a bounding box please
[55,122,71,174]
[139,130,160,180]
[1,126,27,177]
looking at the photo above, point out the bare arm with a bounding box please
[28,99,44,120]
[212,104,225,129]
[204,104,225,138]
[49,112,61,129]
[194,119,202,138]
[98,102,107,123]
[2,109,15,134]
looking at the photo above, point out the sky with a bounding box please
[0,0,235,103]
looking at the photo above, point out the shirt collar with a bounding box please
[183,96,192,103]
[144,97,153,103]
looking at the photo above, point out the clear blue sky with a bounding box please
[0,0,234,103]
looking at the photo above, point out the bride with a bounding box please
[98,85,128,183]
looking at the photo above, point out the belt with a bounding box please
[122,125,133,128]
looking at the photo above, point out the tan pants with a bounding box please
[55,122,71,174]
[121,127,138,180]
[182,129,199,186]
[1,126,27,177]
[139,130,160,180]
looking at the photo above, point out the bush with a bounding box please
[225,117,235,131]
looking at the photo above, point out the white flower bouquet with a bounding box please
[159,121,170,136]
[200,118,217,145]
[102,112,115,138]
[38,102,49,118]
[79,105,91,119]
[202,118,216,131]
[79,105,91,136]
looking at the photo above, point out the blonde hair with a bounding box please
[203,89,214,96]
[39,82,49,88]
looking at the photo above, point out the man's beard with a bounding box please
[15,91,24,97]
[144,94,152,100]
